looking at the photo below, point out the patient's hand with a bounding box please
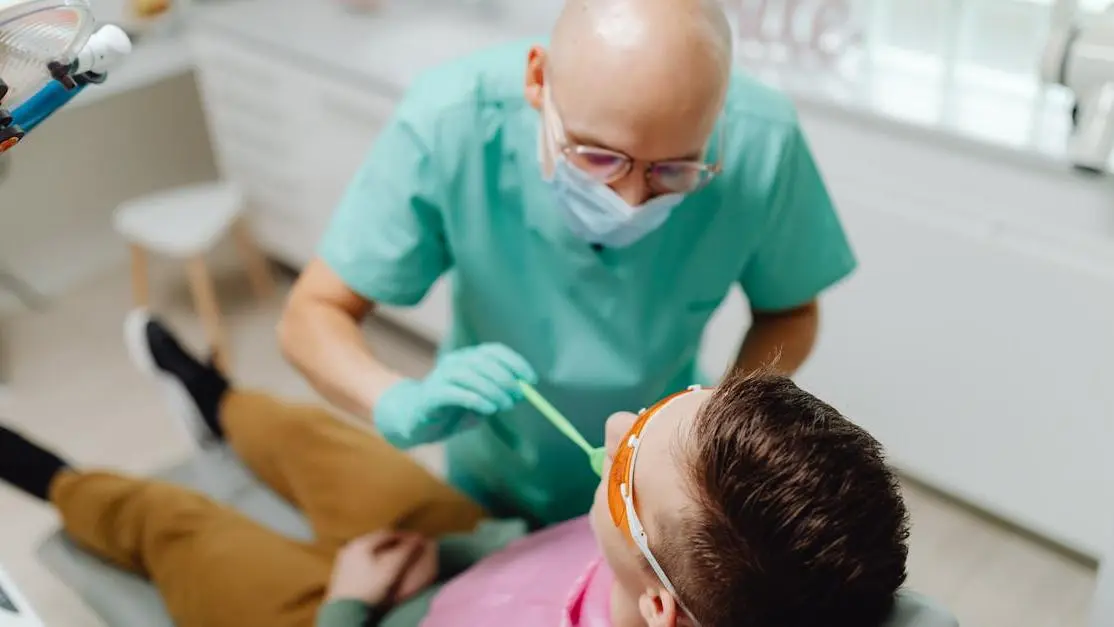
[327,530,438,607]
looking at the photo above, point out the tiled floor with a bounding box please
[0,261,1099,626]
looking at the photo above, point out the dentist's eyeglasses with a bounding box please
[559,134,724,195]
[543,84,725,195]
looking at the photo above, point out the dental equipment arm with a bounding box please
[1039,0,1114,172]
[0,24,131,153]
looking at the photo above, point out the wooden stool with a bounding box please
[113,182,274,372]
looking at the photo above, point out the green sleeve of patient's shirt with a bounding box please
[738,126,857,312]
[317,87,451,308]
[316,599,375,627]
[314,520,529,627]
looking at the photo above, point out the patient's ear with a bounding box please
[638,588,681,627]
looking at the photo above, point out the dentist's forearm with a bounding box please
[279,260,404,420]
[279,299,402,419]
[733,301,819,376]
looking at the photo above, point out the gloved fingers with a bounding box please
[441,344,533,406]
[452,344,535,400]
[431,386,500,416]
[443,367,517,411]
[483,344,538,385]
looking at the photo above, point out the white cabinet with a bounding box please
[191,31,316,266]
[190,30,394,267]
[301,76,397,215]
[701,101,1114,558]
[189,27,454,340]
[801,191,1114,556]
[768,107,1114,557]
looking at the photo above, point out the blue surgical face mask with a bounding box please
[549,157,685,248]
[538,93,686,249]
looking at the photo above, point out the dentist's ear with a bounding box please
[639,588,681,627]
[524,46,547,110]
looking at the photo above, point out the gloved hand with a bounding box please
[374,343,537,449]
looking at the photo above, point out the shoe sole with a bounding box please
[124,308,211,449]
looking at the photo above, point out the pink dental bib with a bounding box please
[420,516,613,627]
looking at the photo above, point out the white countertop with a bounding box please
[190,0,538,97]
[183,0,1087,177]
[764,58,1080,175]
[71,30,194,108]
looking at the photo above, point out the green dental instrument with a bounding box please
[518,381,607,476]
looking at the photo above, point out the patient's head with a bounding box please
[589,368,910,627]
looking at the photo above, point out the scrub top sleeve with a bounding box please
[739,126,857,312]
[318,110,451,307]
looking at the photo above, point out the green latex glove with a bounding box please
[374,344,537,448]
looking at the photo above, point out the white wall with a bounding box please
[0,73,217,311]
[699,103,1114,558]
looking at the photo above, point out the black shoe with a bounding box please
[0,424,69,501]
[124,309,228,446]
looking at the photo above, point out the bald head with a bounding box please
[525,0,733,203]
[549,0,733,86]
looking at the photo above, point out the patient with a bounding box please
[0,311,909,627]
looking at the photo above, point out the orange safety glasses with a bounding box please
[606,385,706,625]
[606,388,692,535]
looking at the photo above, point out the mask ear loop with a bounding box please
[539,84,570,180]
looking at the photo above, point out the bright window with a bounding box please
[731,0,1108,94]
[866,0,1107,91]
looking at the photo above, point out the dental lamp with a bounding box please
[1040,0,1114,173]
[0,0,132,156]
[0,5,131,625]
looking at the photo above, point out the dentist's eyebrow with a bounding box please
[563,128,704,162]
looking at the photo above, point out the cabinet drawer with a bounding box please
[191,33,292,127]
[190,32,286,91]
[208,117,293,171]
[302,78,399,209]
[195,66,290,131]
[313,79,398,137]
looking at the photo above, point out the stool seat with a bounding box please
[114,182,244,258]
[114,180,274,374]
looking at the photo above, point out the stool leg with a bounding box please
[185,256,230,373]
[130,244,150,308]
[231,219,275,301]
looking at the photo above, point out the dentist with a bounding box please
[280,0,856,527]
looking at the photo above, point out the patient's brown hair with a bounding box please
[656,368,910,627]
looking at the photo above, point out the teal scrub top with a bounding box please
[319,39,857,526]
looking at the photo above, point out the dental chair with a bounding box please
[36,447,959,627]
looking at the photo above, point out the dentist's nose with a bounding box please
[608,171,653,207]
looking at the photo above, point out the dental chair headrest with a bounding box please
[885,590,960,627]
